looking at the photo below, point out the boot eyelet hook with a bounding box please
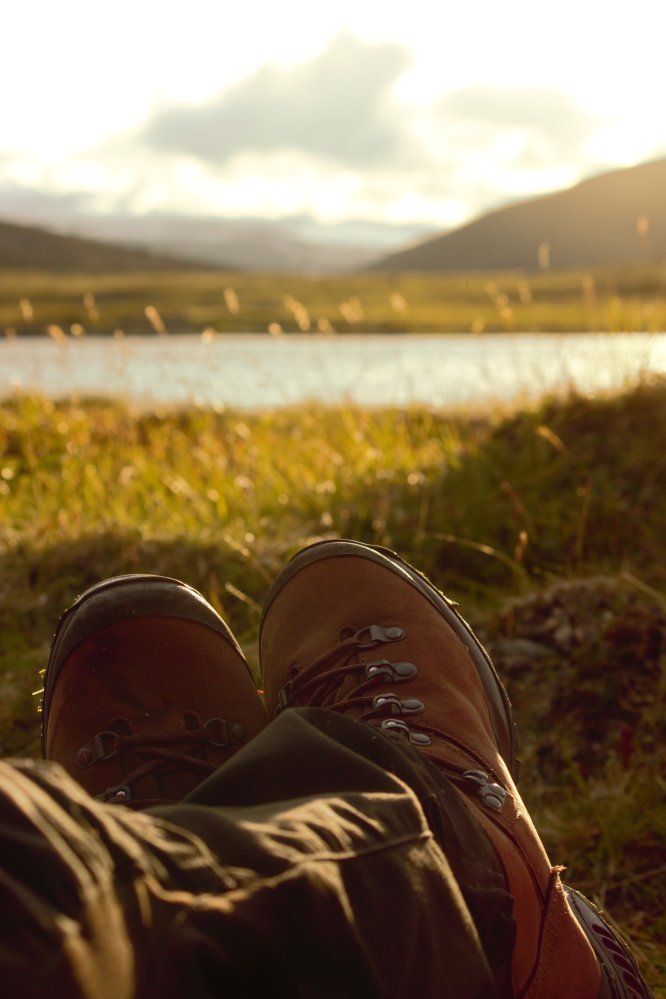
[355,625,405,650]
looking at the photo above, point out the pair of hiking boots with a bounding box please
[41,539,651,998]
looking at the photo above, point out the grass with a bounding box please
[2,262,666,334]
[0,379,664,993]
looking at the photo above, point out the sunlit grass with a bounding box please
[2,264,666,335]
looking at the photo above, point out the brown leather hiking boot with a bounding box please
[42,574,268,808]
[260,540,653,999]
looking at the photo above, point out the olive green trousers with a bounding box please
[0,708,514,998]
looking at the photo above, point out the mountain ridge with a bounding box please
[367,158,666,272]
[0,211,436,274]
[2,158,666,274]
[0,219,216,272]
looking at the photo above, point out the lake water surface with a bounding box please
[1,332,665,408]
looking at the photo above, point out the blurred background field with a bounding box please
[0,380,664,990]
[3,263,666,336]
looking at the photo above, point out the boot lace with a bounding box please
[75,712,246,804]
[277,623,432,744]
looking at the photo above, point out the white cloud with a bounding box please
[141,33,414,169]
[435,86,599,147]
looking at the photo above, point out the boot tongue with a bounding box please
[142,765,200,803]
[146,710,208,801]
[317,669,364,710]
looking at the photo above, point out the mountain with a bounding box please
[0,202,437,274]
[41,213,394,273]
[368,159,666,272]
[0,220,218,272]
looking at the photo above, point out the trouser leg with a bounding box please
[0,708,512,998]
[179,705,515,993]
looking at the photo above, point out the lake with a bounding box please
[1,332,665,408]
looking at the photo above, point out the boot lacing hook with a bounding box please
[277,624,433,749]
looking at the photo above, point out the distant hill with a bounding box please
[0,220,215,272]
[0,212,436,275]
[368,158,666,272]
[41,214,398,273]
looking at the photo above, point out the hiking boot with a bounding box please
[260,539,652,999]
[42,574,268,808]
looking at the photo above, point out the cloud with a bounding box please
[0,74,614,231]
[433,85,601,161]
[141,33,412,169]
[0,180,96,218]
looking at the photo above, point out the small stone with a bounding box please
[553,623,574,646]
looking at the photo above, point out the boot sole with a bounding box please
[41,574,249,757]
[261,539,517,780]
[564,887,654,998]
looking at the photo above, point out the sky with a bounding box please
[2,0,665,230]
